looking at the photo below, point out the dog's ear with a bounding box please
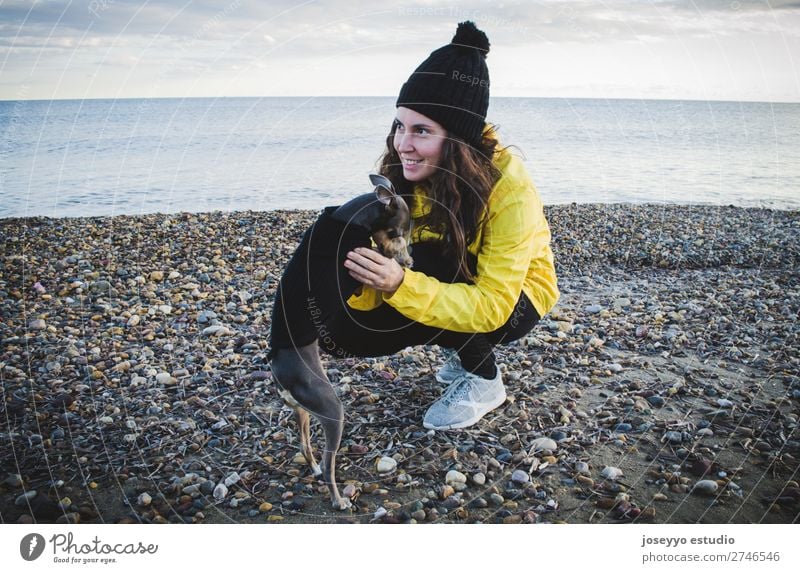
[370,174,396,207]
[374,184,396,206]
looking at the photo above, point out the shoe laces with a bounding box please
[441,375,473,406]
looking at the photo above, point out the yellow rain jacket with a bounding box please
[347,138,559,332]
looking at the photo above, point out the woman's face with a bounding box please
[393,106,447,182]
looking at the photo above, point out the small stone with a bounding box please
[693,480,719,496]
[639,507,656,521]
[472,472,486,486]
[585,304,603,314]
[259,502,273,512]
[445,470,467,485]
[575,461,590,475]
[213,483,228,500]
[137,493,152,506]
[156,372,176,385]
[377,456,397,473]
[15,491,37,506]
[202,325,232,337]
[511,470,530,484]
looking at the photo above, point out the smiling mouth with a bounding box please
[402,158,423,165]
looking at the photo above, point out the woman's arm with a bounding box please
[382,182,541,333]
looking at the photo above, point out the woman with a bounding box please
[271,21,559,430]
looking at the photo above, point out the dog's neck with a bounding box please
[330,193,386,231]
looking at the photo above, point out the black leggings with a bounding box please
[269,207,540,377]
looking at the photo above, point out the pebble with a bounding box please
[2,205,796,525]
[15,491,37,506]
[511,470,530,484]
[377,456,397,473]
[575,461,590,475]
[693,480,719,496]
[445,470,467,485]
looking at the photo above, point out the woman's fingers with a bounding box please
[344,248,404,293]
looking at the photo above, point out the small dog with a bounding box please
[265,175,413,510]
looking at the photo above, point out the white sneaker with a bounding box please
[435,351,467,384]
[423,368,506,430]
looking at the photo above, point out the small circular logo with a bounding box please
[20,533,46,561]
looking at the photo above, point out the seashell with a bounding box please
[213,483,228,500]
[529,437,558,453]
[601,466,623,481]
[373,506,388,520]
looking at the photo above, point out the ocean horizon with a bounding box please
[2,96,799,219]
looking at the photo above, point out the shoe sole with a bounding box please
[422,391,507,431]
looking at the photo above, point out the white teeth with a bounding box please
[403,159,422,165]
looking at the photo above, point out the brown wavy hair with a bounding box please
[378,123,502,282]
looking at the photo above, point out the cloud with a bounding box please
[1,0,798,100]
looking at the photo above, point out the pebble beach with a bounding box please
[1,203,798,524]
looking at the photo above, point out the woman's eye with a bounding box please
[416,128,428,135]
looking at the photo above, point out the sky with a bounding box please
[1,0,799,102]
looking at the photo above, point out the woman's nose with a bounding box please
[396,131,413,153]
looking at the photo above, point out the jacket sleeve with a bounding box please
[382,181,539,332]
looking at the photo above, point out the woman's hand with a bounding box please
[344,247,405,295]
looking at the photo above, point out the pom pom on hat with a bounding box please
[451,21,490,58]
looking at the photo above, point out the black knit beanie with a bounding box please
[396,21,490,146]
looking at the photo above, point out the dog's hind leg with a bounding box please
[294,406,323,477]
[271,344,351,510]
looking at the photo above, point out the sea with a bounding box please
[1,96,798,219]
